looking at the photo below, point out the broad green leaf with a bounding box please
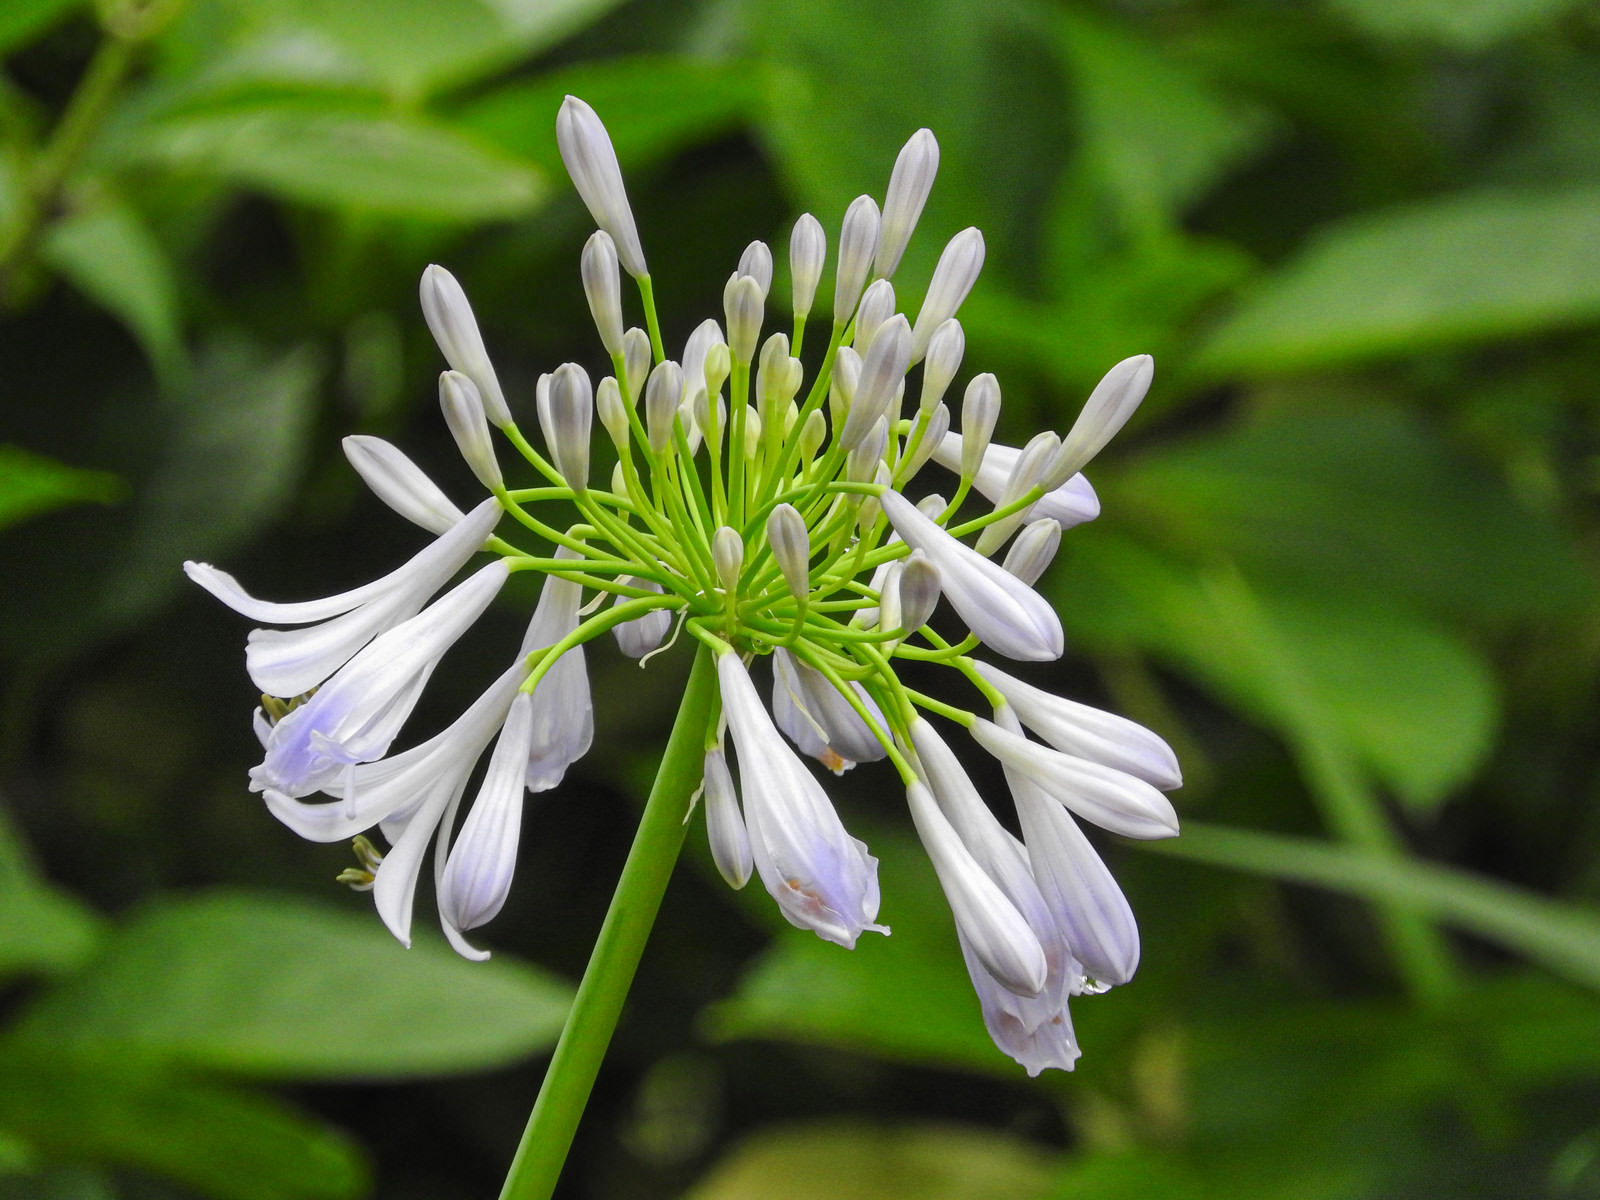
[685,1120,1061,1200]
[0,446,123,533]
[1193,187,1600,376]
[1327,0,1586,51]
[456,56,764,176]
[1104,404,1591,624]
[1147,822,1600,992]
[1054,9,1277,226]
[14,888,571,1079]
[112,101,544,219]
[0,805,102,979]
[0,0,81,55]
[40,199,184,377]
[0,1043,365,1200]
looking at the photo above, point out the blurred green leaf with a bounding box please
[0,445,123,532]
[0,1043,366,1200]
[1105,404,1592,624]
[1054,9,1277,226]
[0,0,81,55]
[0,1165,118,1200]
[110,100,544,219]
[206,0,625,99]
[685,1120,1061,1200]
[14,888,572,1079]
[0,803,103,979]
[457,55,764,176]
[1193,187,1600,376]
[1326,0,1587,51]
[40,198,184,377]
[1149,823,1600,992]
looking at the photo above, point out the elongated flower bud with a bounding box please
[833,195,881,321]
[847,417,890,484]
[897,551,940,634]
[343,436,463,535]
[905,780,1046,996]
[595,376,629,454]
[970,715,1180,839]
[876,128,939,279]
[919,318,964,415]
[910,227,985,364]
[556,95,646,278]
[790,213,826,319]
[713,526,744,592]
[852,279,896,351]
[880,489,1063,661]
[796,408,827,468]
[742,405,763,459]
[829,344,861,432]
[439,371,502,491]
[975,430,1059,557]
[580,229,625,356]
[757,332,793,421]
[1002,518,1061,586]
[771,647,888,768]
[738,240,774,300]
[703,748,752,888]
[682,318,726,408]
[644,360,684,454]
[898,402,949,484]
[544,363,593,491]
[420,265,511,428]
[934,432,1102,529]
[724,273,764,365]
[1043,354,1154,486]
[839,314,911,450]
[702,340,731,400]
[622,327,651,405]
[768,503,811,600]
[960,374,1001,482]
[612,578,670,658]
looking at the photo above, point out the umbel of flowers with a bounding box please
[187,97,1180,1076]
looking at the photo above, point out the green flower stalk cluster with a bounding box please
[187,95,1181,1074]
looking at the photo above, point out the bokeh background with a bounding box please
[3,0,1600,1197]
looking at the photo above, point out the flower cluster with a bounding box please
[187,97,1180,1073]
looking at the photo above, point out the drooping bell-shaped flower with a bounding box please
[770,646,888,771]
[522,546,594,792]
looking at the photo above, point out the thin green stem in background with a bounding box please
[497,642,717,1200]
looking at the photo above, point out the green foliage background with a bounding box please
[2,0,1598,1197]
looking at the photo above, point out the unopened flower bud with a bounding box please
[833,195,881,321]
[798,408,827,465]
[645,360,684,453]
[702,340,731,399]
[544,363,593,491]
[910,227,985,363]
[767,503,811,600]
[847,416,890,484]
[713,526,744,592]
[976,430,1059,557]
[611,461,626,494]
[852,279,896,351]
[876,560,903,635]
[960,374,1001,482]
[898,402,949,483]
[876,128,939,279]
[897,551,940,634]
[439,371,502,490]
[622,327,651,405]
[742,405,763,459]
[556,96,646,277]
[420,265,511,428]
[703,748,752,889]
[738,241,774,300]
[1002,518,1062,586]
[682,318,725,403]
[919,318,965,415]
[724,274,764,365]
[757,332,793,419]
[829,345,862,431]
[612,578,669,658]
[580,230,624,356]
[790,213,826,319]
[1043,354,1154,485]
[343,435,463,535]
[595,375,629,453]
[840,314,911,450]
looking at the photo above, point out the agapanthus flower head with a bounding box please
[188,98,1178,1074]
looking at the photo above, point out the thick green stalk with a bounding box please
[498,643,718,1200]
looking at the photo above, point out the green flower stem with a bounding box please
[637,275,666,364]
[499,642,718,1200]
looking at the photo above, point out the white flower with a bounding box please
[933,432,1100,529]
[522,546,593,792]
[957,933,1082,1076]
[556,95,647,278]
[420,265,512,428]
[249,561,509,799]
[879,489,1064,662]
[1044,354,1154,486]
[910,227,985,363]
[717,650,886,948]
[184,498,501,699]
[342,435,464,535]
[875,128,938,279]
[703,747,753,889]
[770,647,887,771]
[612,578,670,659]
